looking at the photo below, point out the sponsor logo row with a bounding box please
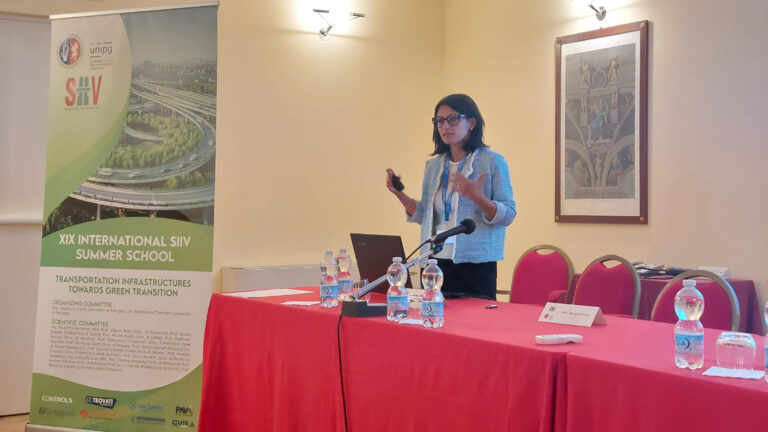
[41,395,194,425]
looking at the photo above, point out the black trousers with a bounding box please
[435,259,497,301]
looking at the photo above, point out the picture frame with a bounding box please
[555,21,648,224]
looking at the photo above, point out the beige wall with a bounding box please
[444,0,768,310]
[212,0,443,281]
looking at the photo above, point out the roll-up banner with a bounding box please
[28,5,217,431]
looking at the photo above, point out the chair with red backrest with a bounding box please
[570,254,641,317]
[509,244,574,305]
[650,270,740,331]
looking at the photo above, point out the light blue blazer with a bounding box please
[407,147,516,263]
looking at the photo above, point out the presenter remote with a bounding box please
[535,334,583,345]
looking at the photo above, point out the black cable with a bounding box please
[336,313,349,432]
[405,240,430,262]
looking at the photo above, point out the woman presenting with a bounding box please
[386,94,516,300]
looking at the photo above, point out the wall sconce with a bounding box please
[586,1,607,21]
[313,8,365,40]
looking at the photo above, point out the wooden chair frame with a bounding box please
[651,270,740,331]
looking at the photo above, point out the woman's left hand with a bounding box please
[452,172,488,201]
[453,171,498,221]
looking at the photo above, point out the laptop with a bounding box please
[350,233,413,293]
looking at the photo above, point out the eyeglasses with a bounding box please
[432,113,468,127]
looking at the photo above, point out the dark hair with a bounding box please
[431,94,487,155]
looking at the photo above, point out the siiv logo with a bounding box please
[85,396,117,409]
[58,35,82,66]
[175,406,194,416]
[172,419,196,428]
[65,76,102,107]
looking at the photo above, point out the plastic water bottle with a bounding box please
[386,257,408,321]
[674,280,704,369]
[421,259,444,328]
[320,250,339,307]
[337,248,353,301]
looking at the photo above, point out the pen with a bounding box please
[485,305,498,309]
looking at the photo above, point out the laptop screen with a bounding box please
[350,233,412,293]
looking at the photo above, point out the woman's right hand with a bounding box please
[386,168,416,216]
[385,169,400,195]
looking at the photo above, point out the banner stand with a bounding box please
[29,4,217,431]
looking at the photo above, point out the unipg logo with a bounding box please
[85,396,117,409]
[58,35,82,67]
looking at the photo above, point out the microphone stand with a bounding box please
[340,241,443,317]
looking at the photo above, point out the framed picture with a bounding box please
[555,21,648,224]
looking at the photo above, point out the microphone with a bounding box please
[432,219,476,244]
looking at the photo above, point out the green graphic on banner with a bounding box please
[31,6,217,432]
[29,367,201,431]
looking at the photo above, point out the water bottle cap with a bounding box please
[325,249,333,255]
[682,279,696,287]
[392,257,402,263]
[339,248,346,253]
[427,259,437,265]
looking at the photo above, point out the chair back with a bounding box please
[509,244,573,305]
[650,270,740,331]
[571,254,641,317]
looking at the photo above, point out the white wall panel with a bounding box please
[0,13,49,415]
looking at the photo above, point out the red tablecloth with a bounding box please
[199,291,346,431]
[199,288,582,432]
[199,288,768,432]
[341,299,571,432]
[570,275,761,333]
[564,318,768,432]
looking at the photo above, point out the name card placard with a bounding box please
[538,302,606,327]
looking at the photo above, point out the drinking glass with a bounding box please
[715,332,756,370]
[352,279,370,302]
[408,289,423,320]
